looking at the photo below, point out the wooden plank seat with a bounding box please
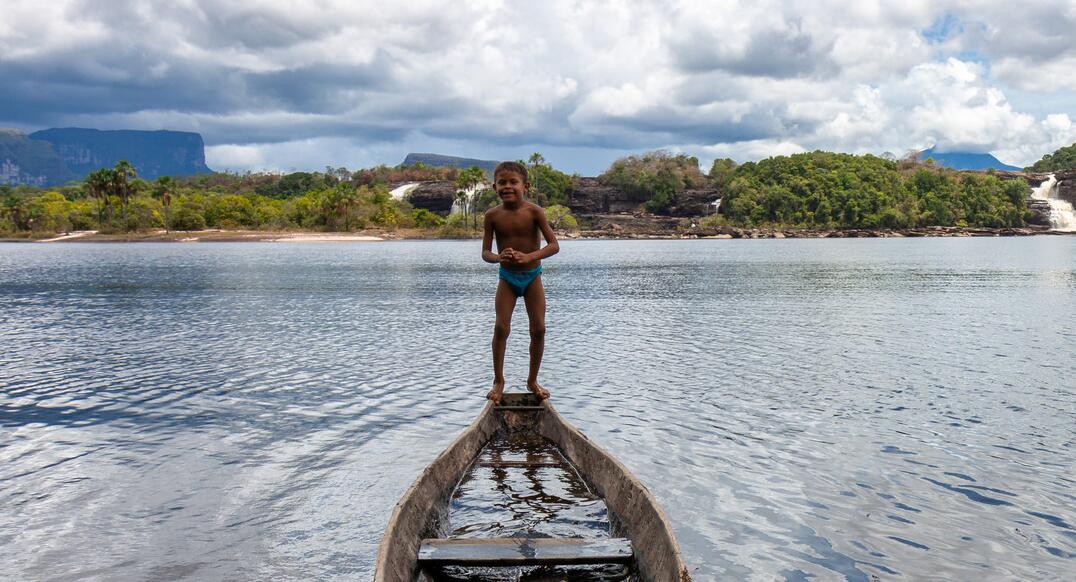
[418,537,633,566]
[473,460,562,468]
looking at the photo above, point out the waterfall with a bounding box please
[451,183,487,215]
[389,182,422,201]
[1031,175,1076,232]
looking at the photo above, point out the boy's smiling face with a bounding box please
[495,170,528,203]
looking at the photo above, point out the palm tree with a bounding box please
[113,160,137,231]
[529,152,545,204]
[155,176,174,233]
[455,166,485,232]
[85,168,114,229]
[339,186,358,231]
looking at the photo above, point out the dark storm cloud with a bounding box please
[672,18,836,79]
[2,0,485,144]
[0,55,247,123]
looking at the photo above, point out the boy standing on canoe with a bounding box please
[481,161,560,405]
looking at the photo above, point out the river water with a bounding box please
[1,238,1073,581]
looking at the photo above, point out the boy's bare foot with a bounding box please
[527,381,550,400]
[486,380,505,405]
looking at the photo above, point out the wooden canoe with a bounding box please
[374,393,692,581]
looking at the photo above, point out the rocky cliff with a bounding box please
[0,129,73,187]
[567,177,721,216]
[402,181,458,215]
[29,128,212,182]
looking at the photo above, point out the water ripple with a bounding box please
[1,238,1074,580]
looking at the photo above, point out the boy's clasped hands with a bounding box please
[499,248,528,266]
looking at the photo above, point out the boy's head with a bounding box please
[494,161,528,183]
[494,161,529,203]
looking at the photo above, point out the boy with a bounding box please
[481,161,560,405]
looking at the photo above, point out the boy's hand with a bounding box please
[499,248,518,265]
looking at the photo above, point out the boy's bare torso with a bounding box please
[489,202,543,269]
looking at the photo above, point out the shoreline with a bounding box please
[1,225,1071,244]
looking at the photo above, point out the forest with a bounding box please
[5,141,1075,236]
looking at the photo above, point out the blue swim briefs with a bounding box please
[499,265,543,297]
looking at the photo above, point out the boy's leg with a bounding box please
[522,276,549,399]
[488,279,517,404]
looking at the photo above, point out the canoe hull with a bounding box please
[374,395,692,581]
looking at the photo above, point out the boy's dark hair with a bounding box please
[494,161,528,182]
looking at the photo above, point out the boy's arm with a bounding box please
[524,205,560,262]
[481,211,501,264]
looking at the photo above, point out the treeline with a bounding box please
[598,150,1032,228]
[0,161,450,235]
[1027,142,1076,173]
[720,152,1030,228]
[0,157,580,236]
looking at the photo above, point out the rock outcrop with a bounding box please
[566,177,721,217]
[1055,169,1076,205]
[401,181,457,215]
[567,178,635,213]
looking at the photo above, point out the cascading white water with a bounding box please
[450,183,487,214]
[389,182,421,201]
[1031,174,1076,232]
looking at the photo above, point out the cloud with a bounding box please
[2,0,1075,173]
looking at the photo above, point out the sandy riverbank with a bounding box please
[2,225,1071,243]
[1,229,419,243]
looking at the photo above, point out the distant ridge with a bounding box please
[30,128,212,181]
[917,148,1020,171]
[402,153,498,174]
[0,129,73,187]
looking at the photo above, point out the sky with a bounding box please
[3,0,1076,175]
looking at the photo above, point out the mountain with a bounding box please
[917,148,1020,171]
[0,129,74,187]
[402,153,498,174]
[30,128,212,181]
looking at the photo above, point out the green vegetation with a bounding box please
[598,151,707,214]
[527,153,575,207]
[0,158,579,238]
[721,152,1030,228]
[1027,142,1076,172]
[546,204,579,231]
[5,148,1032,237]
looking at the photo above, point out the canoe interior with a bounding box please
[374,394,692,582]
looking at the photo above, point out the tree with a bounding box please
[455,166,486,232]
[2,195,27,231]
[545,204,578,230]
[528,152,545,204]
[708,158,737,189]
[1027,142,1076,172]
[154,176,175,232]
[113,160,137,231]
[85,168,114,229]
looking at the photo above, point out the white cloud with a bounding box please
[3,0,1076,173]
